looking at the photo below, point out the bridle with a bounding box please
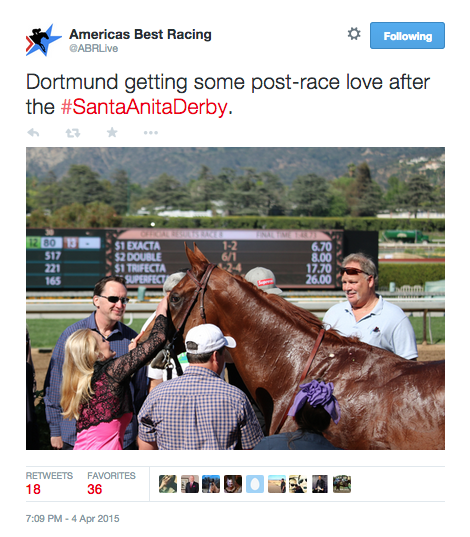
[161,262,325,435]
[158,263,216,375]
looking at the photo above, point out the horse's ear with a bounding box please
[185,242,209,279]
[193,243,210,264]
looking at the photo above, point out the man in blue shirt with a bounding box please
[323,253,418,360]
[43,276,147,449]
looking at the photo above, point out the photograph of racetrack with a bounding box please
[26,147,444,451]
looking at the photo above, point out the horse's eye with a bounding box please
[170,294,180,304]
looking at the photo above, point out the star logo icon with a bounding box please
[26,25,62,57]
[107,127,118,137]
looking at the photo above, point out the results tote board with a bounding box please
[26,228,344,290]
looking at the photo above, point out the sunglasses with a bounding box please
[340,267,370,276]
[97,295,130,305]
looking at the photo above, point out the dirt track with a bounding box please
[31,344,445,393]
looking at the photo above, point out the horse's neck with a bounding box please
[216,291,319,390]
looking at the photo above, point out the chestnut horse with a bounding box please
[143,245,445,450]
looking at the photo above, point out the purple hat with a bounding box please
[288,379,341,424]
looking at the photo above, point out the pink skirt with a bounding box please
[74,413,132,450]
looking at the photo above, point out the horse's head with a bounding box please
[166,243,221,353]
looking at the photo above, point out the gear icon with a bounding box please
[348,27,361,40]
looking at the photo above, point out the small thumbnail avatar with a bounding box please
[312,475,328,493]
[224,475,242,493]
[159,475,177,493]
[289,475,308,493]
[333,475,351,493]
[202,475,220,493]
[268,475,286,493]
[181,474,199,493]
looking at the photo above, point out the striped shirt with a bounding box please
[43,313,145,448]
[138,366,264,450]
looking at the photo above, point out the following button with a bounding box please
[370,22,444,49]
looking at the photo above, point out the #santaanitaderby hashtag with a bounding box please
[67,98,229,118]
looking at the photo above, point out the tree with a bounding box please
[26,176,39,214]
[60,165,105,207]
[347,163,356,177]
[349,162,383,216]
[28,208,50,227]
[110,169,130,215]
[289,173,331,216]
[328,175,355,216]
[384,175,408,211]
[255,172,287,216]
[406,175,435,217]
[433,172,445,212]
[146,173,189,210]
[188,166,217,211]
[82,201,122,227]
[35,171,62,213]
[50,202,121,228]
[50,203,87,227]
[222,168,260,215]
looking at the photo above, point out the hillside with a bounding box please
[26,147,444,187]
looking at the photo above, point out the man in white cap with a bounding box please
[137,324,264,450]
[245,267,283,295]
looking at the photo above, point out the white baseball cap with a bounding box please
[185,324,236,354]
[245,267,283,295]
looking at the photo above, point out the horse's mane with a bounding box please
[231,272,351,344]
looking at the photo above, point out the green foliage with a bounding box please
[189,165,225,210]
[29,213,445,232]
[49,202,122,228]
[378,263,445,287]
[60,165,105,206]
[29,208,51,227]
[254,172,287,216]
[110,169,130,215]
[26,175,39,213]
[27,158,445,222]
[384,175,408,210]
[289,173,331,216]
[35,171,61,213]
[350,162,383,216]
[406,175,435,217]
[147,173,190,210]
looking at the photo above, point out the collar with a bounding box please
[345,295,384,320]
[89,312,123,338]
[184,365,222,379]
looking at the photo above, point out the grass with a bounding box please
[408,315,445,344]
[27,317,148,348]
[27,315,445,348]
